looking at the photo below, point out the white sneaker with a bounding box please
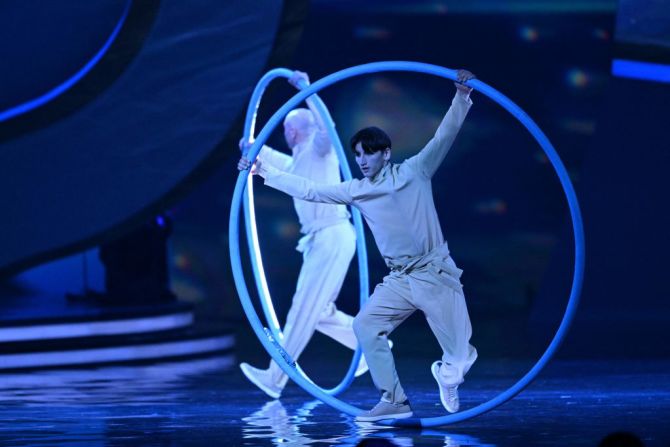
[355,399,413,422]
[355,339,394,378]
[431,361,460,413]
[240,362,282,399]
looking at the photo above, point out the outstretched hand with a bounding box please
[237,156,261,175]
[239,137,253,153]
[289,70,310,89]
[454,69,475,94]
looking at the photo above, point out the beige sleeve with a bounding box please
[311,129,332,157]
[257,145,293,171]
[407,90,472,179]
[259,164,354,205]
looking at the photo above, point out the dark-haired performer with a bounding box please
[239,69,478,422]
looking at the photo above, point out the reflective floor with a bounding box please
[0,350,668,446]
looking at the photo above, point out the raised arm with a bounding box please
[240,138,292,171]
[408,69,475,179]
[258,145,293,171]
[289,71,332,157]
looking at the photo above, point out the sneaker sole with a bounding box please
[239,363,281,399]
[355,410,413,422]
[431,361,458,413]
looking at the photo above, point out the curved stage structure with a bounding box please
[0,0,307,278]
[0,301,235,371]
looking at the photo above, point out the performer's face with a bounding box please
[354,142,390,178]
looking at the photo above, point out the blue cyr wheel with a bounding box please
[229,61,585,427]
[240,68,369,396]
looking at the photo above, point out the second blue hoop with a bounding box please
[240,68,370,396]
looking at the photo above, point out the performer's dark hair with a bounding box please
[350,127,391,154]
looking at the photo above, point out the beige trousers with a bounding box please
[353,245,477,403]
[268,220,357,387]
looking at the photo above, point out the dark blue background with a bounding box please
[2,0,668,361]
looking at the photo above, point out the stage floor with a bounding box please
[0,347,668,446]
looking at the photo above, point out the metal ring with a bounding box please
[240,68,369,395]
[230,61,585,427]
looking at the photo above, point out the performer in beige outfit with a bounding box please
[239,69,478,421]
[239,71,371,400]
